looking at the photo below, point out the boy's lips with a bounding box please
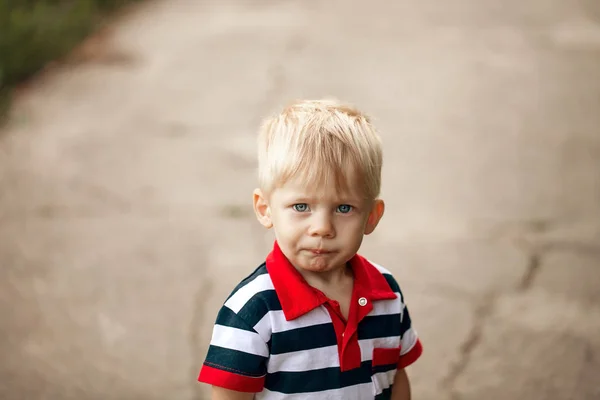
[309,249,333,255]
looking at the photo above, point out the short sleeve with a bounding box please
[398,304,423,369]
[198,306,269,393]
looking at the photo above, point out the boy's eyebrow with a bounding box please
[283,195,315,203]
[284,193,363,204]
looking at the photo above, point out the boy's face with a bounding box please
[253,176,385,275]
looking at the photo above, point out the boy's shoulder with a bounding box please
[225,263,272,301]
[221,263,280,328]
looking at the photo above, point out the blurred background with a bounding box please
[1,0,599,399]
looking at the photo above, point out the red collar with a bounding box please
[266,241,397,321]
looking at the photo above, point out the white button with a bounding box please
[358,297,368,306]
[342,333,345,337]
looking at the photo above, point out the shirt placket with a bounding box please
[322,292,373,372]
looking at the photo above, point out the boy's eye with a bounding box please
[292,203,309,212]
[336,204,353,213]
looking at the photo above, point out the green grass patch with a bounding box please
[0,0,141,117]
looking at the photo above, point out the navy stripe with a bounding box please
[204,346,267,377]
[269,314,401,355]
[400,306,412,336]
[270,323,337,355]
[372,363,397,375]
[358,314,401,340]
[226,263,269,300]
[238,289,282,328]
[215,306,254,332]
[375,386,392,399]
[264,361,373,393]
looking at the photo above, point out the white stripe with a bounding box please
[210,324,269,357]
[256,307,332,334]
[268,344,340,372]
[369,296,404,316]
[256,382,373,400]
[359,337,402,362]
[273,307,332,332]
[252,308,332,346]
[267,337,404,373]
[224,274,274,313]
[372,369,396,395]
[252,311,272,343]
[400,327,418,356]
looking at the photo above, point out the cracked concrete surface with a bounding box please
[1,0,600,399]
[441,292,495,399]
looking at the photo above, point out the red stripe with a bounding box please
[397,339,423,369]
[198,364,265,393]
[372,347,402,367]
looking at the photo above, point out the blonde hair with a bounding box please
[257,99,383,200]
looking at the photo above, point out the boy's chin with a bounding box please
[296,259,343,274]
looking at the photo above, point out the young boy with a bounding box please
[198,99,422,399]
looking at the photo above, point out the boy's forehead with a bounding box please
[274,175,365,201]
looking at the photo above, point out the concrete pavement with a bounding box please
[1,0,599,399]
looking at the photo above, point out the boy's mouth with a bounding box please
[309,249,332,255]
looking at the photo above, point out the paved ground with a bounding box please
[1,0,600,399]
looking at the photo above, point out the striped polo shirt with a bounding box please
[198,241,422,399]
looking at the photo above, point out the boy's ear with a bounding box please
[364,199,385,235]
[253,188,273,229]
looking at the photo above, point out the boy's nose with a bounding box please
[308,214,336,238]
